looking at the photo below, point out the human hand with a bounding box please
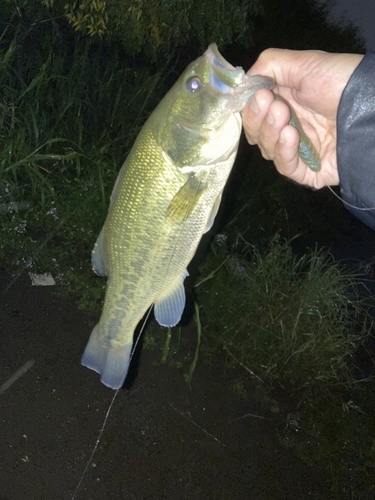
[242,49,363,189]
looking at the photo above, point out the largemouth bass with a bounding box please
[81,44,314,389]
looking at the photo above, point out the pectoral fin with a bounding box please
[154,270,189,326]
[167,174,207,222]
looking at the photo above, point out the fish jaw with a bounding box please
[204,43,275,111]
[82,44,258,390]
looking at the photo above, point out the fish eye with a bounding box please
[186,77,201,93]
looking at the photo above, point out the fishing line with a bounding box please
[327,185,375,211]
[72,161,198,499]
[71,304,153,500]
[71,388,119,500]
[267,85,375,211]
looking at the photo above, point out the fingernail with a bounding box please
[250,96,259,114]
[266,112,274,126]
[279,129,287,144]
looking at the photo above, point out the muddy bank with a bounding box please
[0,268,327,499]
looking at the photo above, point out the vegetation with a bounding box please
[1,0,373,497]
[197,235,365,391]
[156,234,375,498]
[0,3,169,308]
[39,0,263,60]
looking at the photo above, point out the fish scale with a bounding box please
[81,43,318,389]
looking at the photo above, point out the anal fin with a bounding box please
[154,270,189,327]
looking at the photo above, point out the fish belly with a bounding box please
[82,123,238,389]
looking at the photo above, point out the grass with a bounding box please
[147,231,375,497]
[1,7,375,498]
[196,234,369,390]
[0,12,169,309]
[191,233,375,498]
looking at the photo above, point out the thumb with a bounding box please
[247,48,327,90]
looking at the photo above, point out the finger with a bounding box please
[257,99,291,161]
[273,125,304,180]
[242,88,275,145]
[275,127,338,189]
[248,50,363,118]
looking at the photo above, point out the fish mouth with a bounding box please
[204,43,247,92]
[204,43,275,98]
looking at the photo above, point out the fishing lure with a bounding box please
[274,94,321,171]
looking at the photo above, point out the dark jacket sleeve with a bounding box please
[337,53,375,231]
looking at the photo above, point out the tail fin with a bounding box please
[81,324,133,389]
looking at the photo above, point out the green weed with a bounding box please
[195,233,375,497]
[197,234,370,391]
[0,11,167,310]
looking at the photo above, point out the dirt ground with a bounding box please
[0,267,328,500]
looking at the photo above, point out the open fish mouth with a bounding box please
[204,43,247,90]
[204,42,275,98]
[204,43,320,171]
